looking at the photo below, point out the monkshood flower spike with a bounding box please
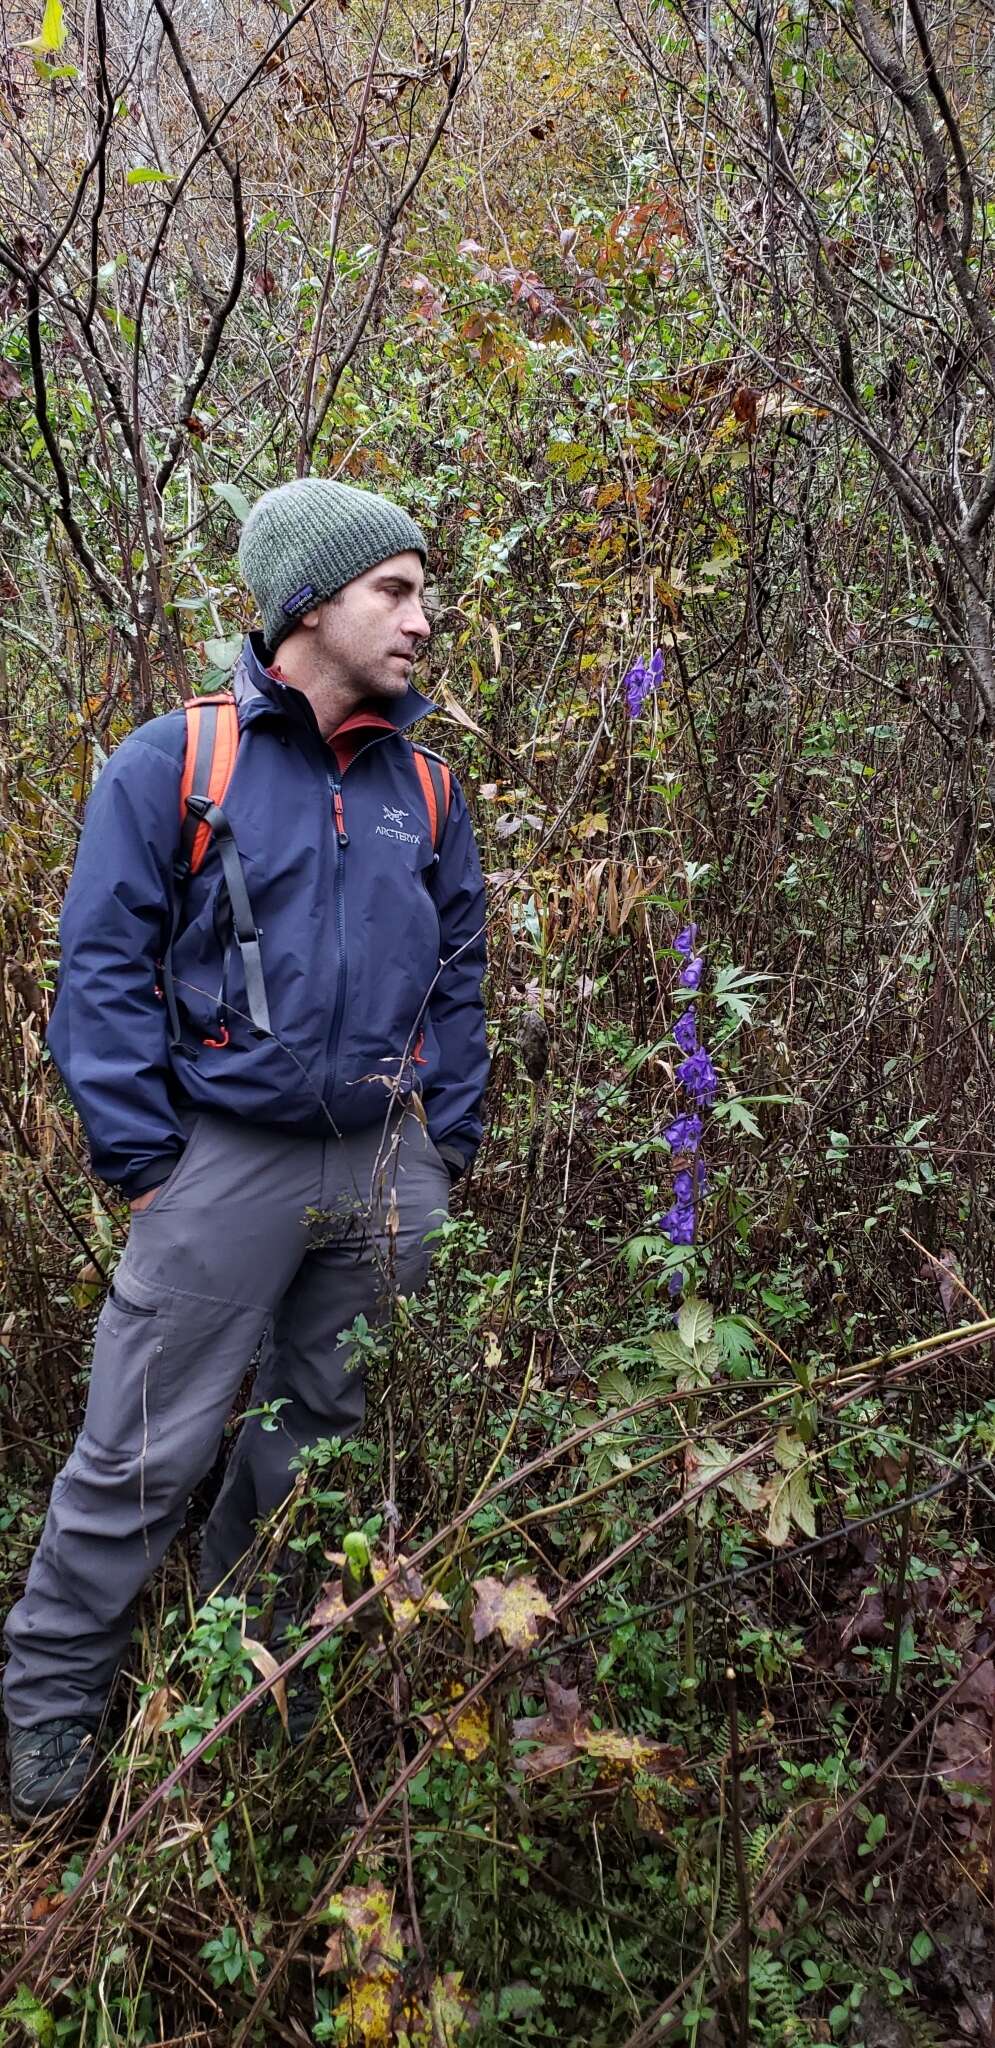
[624,645,666,717]
[658,922,717,1293]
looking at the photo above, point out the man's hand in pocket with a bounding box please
[129,1188,162,1213]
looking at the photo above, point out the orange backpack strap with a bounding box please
[161,689,271,1047]
[180,692,240,875]
[412,746,452,855]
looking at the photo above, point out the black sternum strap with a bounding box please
[164,795,271,1041]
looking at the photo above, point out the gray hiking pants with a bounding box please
[3,1107,449,1729]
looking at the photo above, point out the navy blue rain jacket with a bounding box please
[48,635,489,1198]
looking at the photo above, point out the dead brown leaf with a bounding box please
[241,1635,288,1734]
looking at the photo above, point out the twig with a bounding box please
[725,1667,750,2048]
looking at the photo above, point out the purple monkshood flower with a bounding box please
[663,1113,703,1152]
[680,956,704,991]
[672,1169,695,1203]
[674,925,698,956]
[673,1010,698,1055]
[668,1269,685,1298]
[624,661,650,717]
[676,1047,718,1104]
[661,1203,695,1246]
[624,646,666,718]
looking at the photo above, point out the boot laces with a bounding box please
[22,1720,94,1780]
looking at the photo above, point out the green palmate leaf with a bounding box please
[689,1440,766,1515]
[1,1987,56,2045]
[677,1297,714,1351]
[772,1426,806,1471]
[211,479,253,523]
[622,1233,670,1272]
[126,166,172,185]
[713,1098,762,1140]
[765,1431,818,1545]
[597,1367,634,1405]
[648,1330,692,1375]
[711,963,772,1026]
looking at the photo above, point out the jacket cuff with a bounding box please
[437,1142,470,1184]
[117,1151,183,1201]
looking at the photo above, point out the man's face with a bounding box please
[305,551,432,701]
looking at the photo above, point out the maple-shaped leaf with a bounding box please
[371,1553,447,1634]
[511,1680,691,1825]
[471,1572,554,1650]
[321,1884,405,1979]
[312,1553,445,1639]
[331,1972,395,2044]
[424,1686,490,1761]
[581,1729,685,1777]
[511,1678,586,1776]
[397,1969,479,2046]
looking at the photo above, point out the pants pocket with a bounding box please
[109,1283,157,1316]
[82,1283,171,1456]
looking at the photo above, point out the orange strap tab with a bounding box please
[180,693,240,873]
[413,750,451,854]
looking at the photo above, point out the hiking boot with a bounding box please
[8,1718,100,1824]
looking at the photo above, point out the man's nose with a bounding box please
[403,599,432,643]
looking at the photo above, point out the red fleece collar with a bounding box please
[266,665,395,769]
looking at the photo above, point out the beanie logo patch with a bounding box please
[283,583,315,615]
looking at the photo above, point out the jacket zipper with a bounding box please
[322,728,409,1102]
[326,767,350,1086]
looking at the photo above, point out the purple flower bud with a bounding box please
[680,956,704,991]
[649,647,666,680]
[674,925,698,956]
[674,1010,698,1055]
[668,1269,684,1298]
[676,1048,718,1104]
[661,1202,696,1246]
[663,1113,703,1152]
[672,1169,695,1203]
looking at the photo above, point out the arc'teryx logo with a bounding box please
[377,802,420,846]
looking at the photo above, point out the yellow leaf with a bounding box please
[398,1970,478,2046]
[471,1572,555,1651]
[25,0,66,50]
[322,1885,404,1980]
[424,1687,490,1762]
[370,1553,447,1633]
[332,1973,394,2045]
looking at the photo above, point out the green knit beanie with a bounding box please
[238,477,429,656]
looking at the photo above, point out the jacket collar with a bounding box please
[234,632,435,740]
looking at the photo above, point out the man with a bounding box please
[3,477,489,1821]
